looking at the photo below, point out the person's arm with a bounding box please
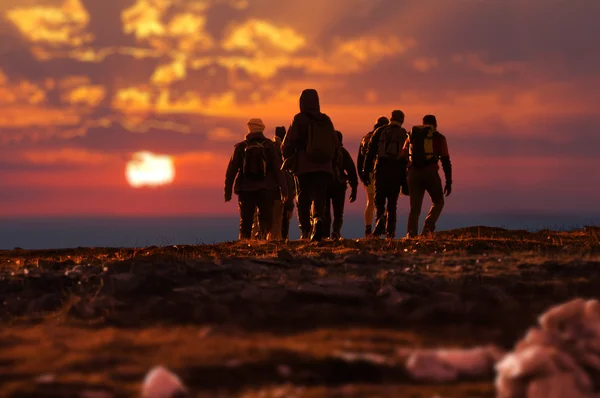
[343,148,359,189]
[439,136,452,196]
[363,128,382,179]
[224,144,242,201]
[343,148,359,202]
[281,119,297,160]
[357,139,366,182]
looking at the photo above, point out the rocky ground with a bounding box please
[1,226,599,397]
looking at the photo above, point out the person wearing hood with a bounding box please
[363,110,409,239]
[324,130,358,240]
[225,118,288,240]
[357,116,389,237]
[282,89,340,242]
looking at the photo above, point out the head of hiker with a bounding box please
[423,114,437,128]
[375,116,389,130]
[275,126,286,140]
[247,118,265,134]
[391,110,405,124]
[299,89,320,114]
[336,130,343,145]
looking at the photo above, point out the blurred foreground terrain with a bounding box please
[1,226,599,397]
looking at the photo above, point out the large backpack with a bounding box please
[305,117,336,163]
[408,125,438,167]
[360,131,374,157]
[242,140,268,179]
[377,124,407,160]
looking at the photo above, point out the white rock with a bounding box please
[141,366,187,398]
[495,346,559,379]
[406,350,458,383]
[405,346,501,383]
[526,373,591,398]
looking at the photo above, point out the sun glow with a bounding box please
[126,151,175,188]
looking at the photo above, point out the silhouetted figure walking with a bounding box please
[282,89,340,242]
[401,115,452,237]
[324,130,358,240]
[225,119,288,240]
[363,110,408,239]
[358,116,389,237]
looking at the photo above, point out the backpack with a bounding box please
[305,117,336,163]
[377,125,407,160]
[242,140,268,179]
[408,125,438,167]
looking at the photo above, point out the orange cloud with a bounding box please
[222,19,306,54]
[5,0,92,48]
[112,87,154,113]
[151,57,187,85]
[62,85,106,107]
[121,0,213,53]
[413,57,439,72]
[453,53,525,75]
[207,127,239,142]
[20,148,120,166]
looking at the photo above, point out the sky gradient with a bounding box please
[1,0,599,217]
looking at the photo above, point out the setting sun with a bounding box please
[126,151,175,188]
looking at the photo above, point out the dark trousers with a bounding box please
[296,172,333,238]
[238,189,273,240]
[374,161,403,236]
[282,200,294,240]
[407,168,444,236]
[325,183,346,238]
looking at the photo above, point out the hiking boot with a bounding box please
[373,218,386,237]
[331,231,341,241]
[364,225,372,238]
[310,218,324,242]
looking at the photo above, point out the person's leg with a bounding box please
[323,185,333,239]
[251,209,260,239]
[238,191,256,240]
[282,200,293,240]
[295,175,311,239]
[331,185,346,239]
[270,197,284,240]
[256,189,274,239]
[407,169,426,237]
[385,183,401,239]
[373,168,389,236]
[422,172,445,235]
[364,173,375,236]
[310,172,333,241]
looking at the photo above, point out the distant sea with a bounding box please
[1,213,599,250]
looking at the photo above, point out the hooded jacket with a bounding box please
[225,131,288,196]
[281,89,340,176]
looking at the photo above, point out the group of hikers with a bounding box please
[224,89,452,242]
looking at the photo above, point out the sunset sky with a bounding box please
[0,0,599,217]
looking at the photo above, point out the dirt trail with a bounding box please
[1,227,599,397]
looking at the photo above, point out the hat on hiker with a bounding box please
[247,118,265,133]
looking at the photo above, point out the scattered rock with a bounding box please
[496,298,600,397]
[406,345,503,383]
[141,366,188,398]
